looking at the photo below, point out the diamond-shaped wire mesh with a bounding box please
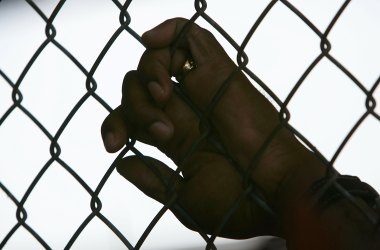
[1,0,379,249]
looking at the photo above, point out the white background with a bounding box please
[1,0,379,249]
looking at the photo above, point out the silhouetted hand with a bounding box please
[101,18,325,239]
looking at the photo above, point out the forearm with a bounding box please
[276,155,379,249]
[285,197,380,250]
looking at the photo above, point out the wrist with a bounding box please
[274,148,327,234]
[274,151,380,249]
[284,193,380,250]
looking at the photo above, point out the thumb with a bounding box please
[116,156,183,204]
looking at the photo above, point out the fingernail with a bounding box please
[149,121,172,141]
[148,81,164,102]
[104,131,117,150]
[141,30,155,44]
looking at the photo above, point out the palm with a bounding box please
[121,81,275,238]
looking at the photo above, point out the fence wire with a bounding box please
[0,0,379,249]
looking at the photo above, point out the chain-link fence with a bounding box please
[1,0,379,249]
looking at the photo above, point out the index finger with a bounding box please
[141,17,199,48]
[141,18,228,65]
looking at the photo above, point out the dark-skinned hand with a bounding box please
[101,18,326,240]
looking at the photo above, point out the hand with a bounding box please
[101,18,326,239]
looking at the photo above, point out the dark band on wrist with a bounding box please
[308,174,380,228]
